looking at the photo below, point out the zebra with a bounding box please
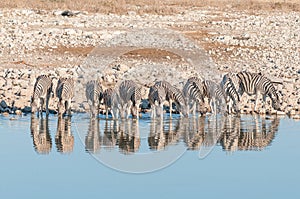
[154,80,188,117]
[220,73,240,114]
[118,80,142,119]
[148,84,166,118]
[236,71,281,112]
[103,87,119,119]
[85,79,103,118]
[56,77,74,117]
[183,77,205,116]
[31,75,53,117]
[203,80,227,114]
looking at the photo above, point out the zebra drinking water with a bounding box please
[203,80,227,114]
[148,84,166,118]
[183,77,205,116]
[220,73,240,114]
[31,75,53,117]
[103,87,119,119]
[118,80,142,119]
[85,79,103,118]
[154,80,188,117]
[236,71,281,112]
[56,77,74,117]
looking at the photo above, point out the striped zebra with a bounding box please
[154,81,188,117]
[148,84,166,118]
[85,79,103,118]
[183,77,205,116]
[31,75,53,117]
[118,80,142,119]
[203,80,227,114]
[236,71,281,112]
[220,73,240,114]
[103,87,119,119]
[56,77,74,117]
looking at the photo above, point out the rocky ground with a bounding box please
[0,7,299,118]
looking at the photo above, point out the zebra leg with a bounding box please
[169,99,173,118]
[159,103,164,118]
[67,99,72,116]
[45,95,50,116]
[261,94,267,114]
[254,91,261,112]
[40,98,44,117]
[151,104,156,118]
[105,105,109,119]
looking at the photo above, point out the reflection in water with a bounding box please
[55,117,74,153]
[181,117,205,150]
[148,118,165,150]
[148,118,181,151]
[29,113,281,155]
[118,119,140,154]
[102,120,118,150]
[220,115,280,152]
[85,118,101,153]
[30,115,52,154]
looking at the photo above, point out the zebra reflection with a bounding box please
[148,118,181,151]
[55,117,74,153]
[118,119,140,154]
[30,115,52,154]
[220,115,280,152]
[181,117,205,151]
[148,118,165,150]
[85,118,101,153]
[102,120,119,150]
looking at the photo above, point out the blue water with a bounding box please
[0,114,299,199]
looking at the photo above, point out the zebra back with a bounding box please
[32,75,53,99]
[85,79,103,105]
[56,77,74,101]
[148,84,166,106]
[183,77,205,102]
[103,88,113,107]
[119,80,141,105]
[221,73,240,103]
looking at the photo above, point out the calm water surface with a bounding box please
[0,113,299,199]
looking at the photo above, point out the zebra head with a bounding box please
[30,96,38,113]
[270,93,281,111]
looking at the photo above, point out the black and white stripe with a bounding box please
[85,79,103,118]
[154,80,187,117]
[183,77,205,115]
[103,87,119,119]
[118,80,142,119]
[31,75,53,117]
[56,77,74,116]
[220,73,240,114]
[237,71,281,111]
[203,80,227,114]
[148,84,166,118]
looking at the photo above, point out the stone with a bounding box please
[0,100,8,109]
[15,110,22,115]
[22,106,32,113]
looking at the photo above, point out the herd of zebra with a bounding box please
[30,71,281,118]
